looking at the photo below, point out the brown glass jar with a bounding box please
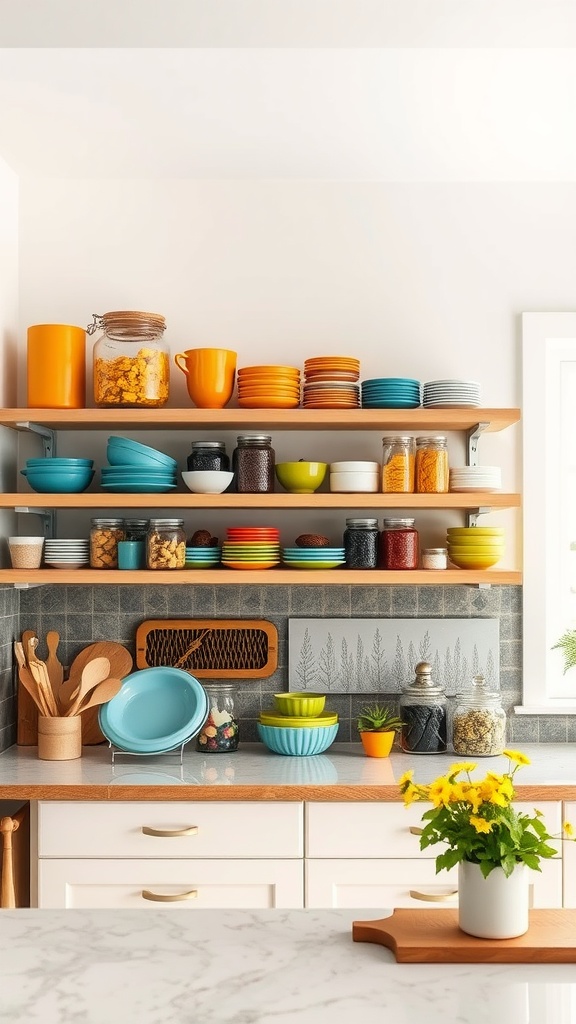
[232,434,275,493]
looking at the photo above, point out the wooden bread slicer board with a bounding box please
[352,909,576,963]
[135,619,278,678]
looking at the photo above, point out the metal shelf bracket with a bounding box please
[14,506,55,538]
[466,422,490,467]
[15,421,56,457]
[466,506,494,527]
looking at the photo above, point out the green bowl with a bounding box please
[273,692,326,717]
[275,461,328,494]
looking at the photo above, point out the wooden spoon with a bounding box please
[45,630,64,689]
[28,660,59,717]
[74,677,123,715]
[61,643,133,706]
[65,657,111,717]
[17,665,51,717]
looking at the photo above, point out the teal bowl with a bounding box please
[21,468,94,493]
[257,722,338,755]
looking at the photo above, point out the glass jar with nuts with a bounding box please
[452,674,506,757]
[90,517,126,569]
[146,518,186,570]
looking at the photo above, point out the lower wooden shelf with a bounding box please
[1,568,521,586]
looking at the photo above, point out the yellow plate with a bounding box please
[447,527,504,536]
[259,710,338,729]
[238,397,300,408]
[221,559,280,570]
[448,554,501,568]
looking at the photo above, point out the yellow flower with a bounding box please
[469,815,494,834]
[428,777,453,807]
[449,762,477,776]
[503,749,531,766]
[402,783,421,806]
[448,782,469,803]
[398,769,414,790]
[460,783,483,812]
[564,822,574,837]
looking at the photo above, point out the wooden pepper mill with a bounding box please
[0,816,19,908]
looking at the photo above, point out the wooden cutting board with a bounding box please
[352,908,576,963]
[135,619,278,678]
[17,631,39,746]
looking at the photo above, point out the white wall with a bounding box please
[13,176,576,555]
[0,156,19,556]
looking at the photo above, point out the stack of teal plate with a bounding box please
[281,547,345,570]
[361,377,421,408]
[185,546,222,569]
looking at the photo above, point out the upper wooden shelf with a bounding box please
[0,407,521,432]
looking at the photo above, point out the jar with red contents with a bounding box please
[379,517,419,570]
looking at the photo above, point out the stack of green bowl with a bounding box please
[257,691,339,756]
[446,527,505,569]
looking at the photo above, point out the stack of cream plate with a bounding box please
[422,379,481,408]
[44,538,90,569]
[449,466,502,492]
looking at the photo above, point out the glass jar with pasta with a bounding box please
[381,435,415,493]
[415,435,449,493]
[88,310,170,408]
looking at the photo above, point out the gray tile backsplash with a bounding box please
[0,581,560,753]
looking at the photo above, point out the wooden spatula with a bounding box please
[45,630,64,689]
[64,657,111,717]
[75,676,123,715]
[63,642,134,744]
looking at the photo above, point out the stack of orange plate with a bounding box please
[236,365,301,409]
[302,356,361,408]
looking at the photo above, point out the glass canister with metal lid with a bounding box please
[415,435,449,493]
[196,683,240,753]
[379,517,419,570]
[452,674,506,756]
[232,434,275,493]
[381,435,415,493]
[399,661,447,754]
[187,441,230,473]
[89,310,170,408]
[344,518,379,568]
[146,518,186,570]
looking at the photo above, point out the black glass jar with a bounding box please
[399,661,447,754]
[187,441,230,473]
[344,518,379,568]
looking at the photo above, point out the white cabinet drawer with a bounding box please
[305,858,562,909]
[38,858,304,909]
[305,801,563,859]
[38,801,303,859]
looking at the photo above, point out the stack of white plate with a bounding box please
[44,538,90,569]
[449,466,502,493]
[422,379,481,408]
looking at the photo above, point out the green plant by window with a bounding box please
[551,629,576,675]
[399,750,575,879]
[356,703,403,733]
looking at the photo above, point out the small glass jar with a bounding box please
[232,434,275,493]
[452,674,506,756]
[187,441,230,473]
[146,518,186,570]
[415,435,449,493]
[124,518,149,542]
[88,310,170,408]
[379,518,419,570]
[400,661,447,754]
[90,518,126,569]
[381,435,415,493]
[422,547,448,570]
[344,518,379,568]
[196,683,239,753]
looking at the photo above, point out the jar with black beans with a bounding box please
[344,518,379,568]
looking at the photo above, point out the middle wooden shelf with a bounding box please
[5,492,520,510]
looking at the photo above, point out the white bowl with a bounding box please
[329,471,379,493]
[182,470,234,494]
[329,461,380,472]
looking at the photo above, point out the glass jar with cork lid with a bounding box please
[452,674,506,756]
[89,310,170,408]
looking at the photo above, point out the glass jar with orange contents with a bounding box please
[381,435,415,493]
[88,310,170,408]
[415,435,449,493]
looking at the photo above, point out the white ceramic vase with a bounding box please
[458,860,529,939]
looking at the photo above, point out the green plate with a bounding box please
[259,710,338,729]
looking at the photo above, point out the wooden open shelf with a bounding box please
[1,407,521,432]
[3,568,522,586]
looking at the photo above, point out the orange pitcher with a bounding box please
[27,323,86,409]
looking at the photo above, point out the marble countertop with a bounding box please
[1,743,576,801]
[1,907,575,1023]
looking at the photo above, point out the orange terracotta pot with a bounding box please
[359,730,395,758]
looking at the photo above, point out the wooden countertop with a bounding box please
[1,743,576,802]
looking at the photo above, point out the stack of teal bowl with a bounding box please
[257,692,338,755]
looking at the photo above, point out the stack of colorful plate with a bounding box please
[361,377,421,409]
[221,526,281,570]
[422,380,481,408]
[257,692,338,755]
[302,356,360,408]
[185,546,222,569]
[236,365,301,409]
[103,436,178,492]
[281,546,346,569]
[44,538,90,569]
[449,466,502,493]
[446,527,505,569]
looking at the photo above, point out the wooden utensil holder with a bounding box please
[37,715,82,760]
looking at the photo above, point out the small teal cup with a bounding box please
[117,540,145,570]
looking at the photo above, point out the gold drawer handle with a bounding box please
[409,826,423,836]
[141,825,199,838]
[142,889,198,902]
[409,889,458,902]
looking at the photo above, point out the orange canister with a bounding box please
[27,323,86,409]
